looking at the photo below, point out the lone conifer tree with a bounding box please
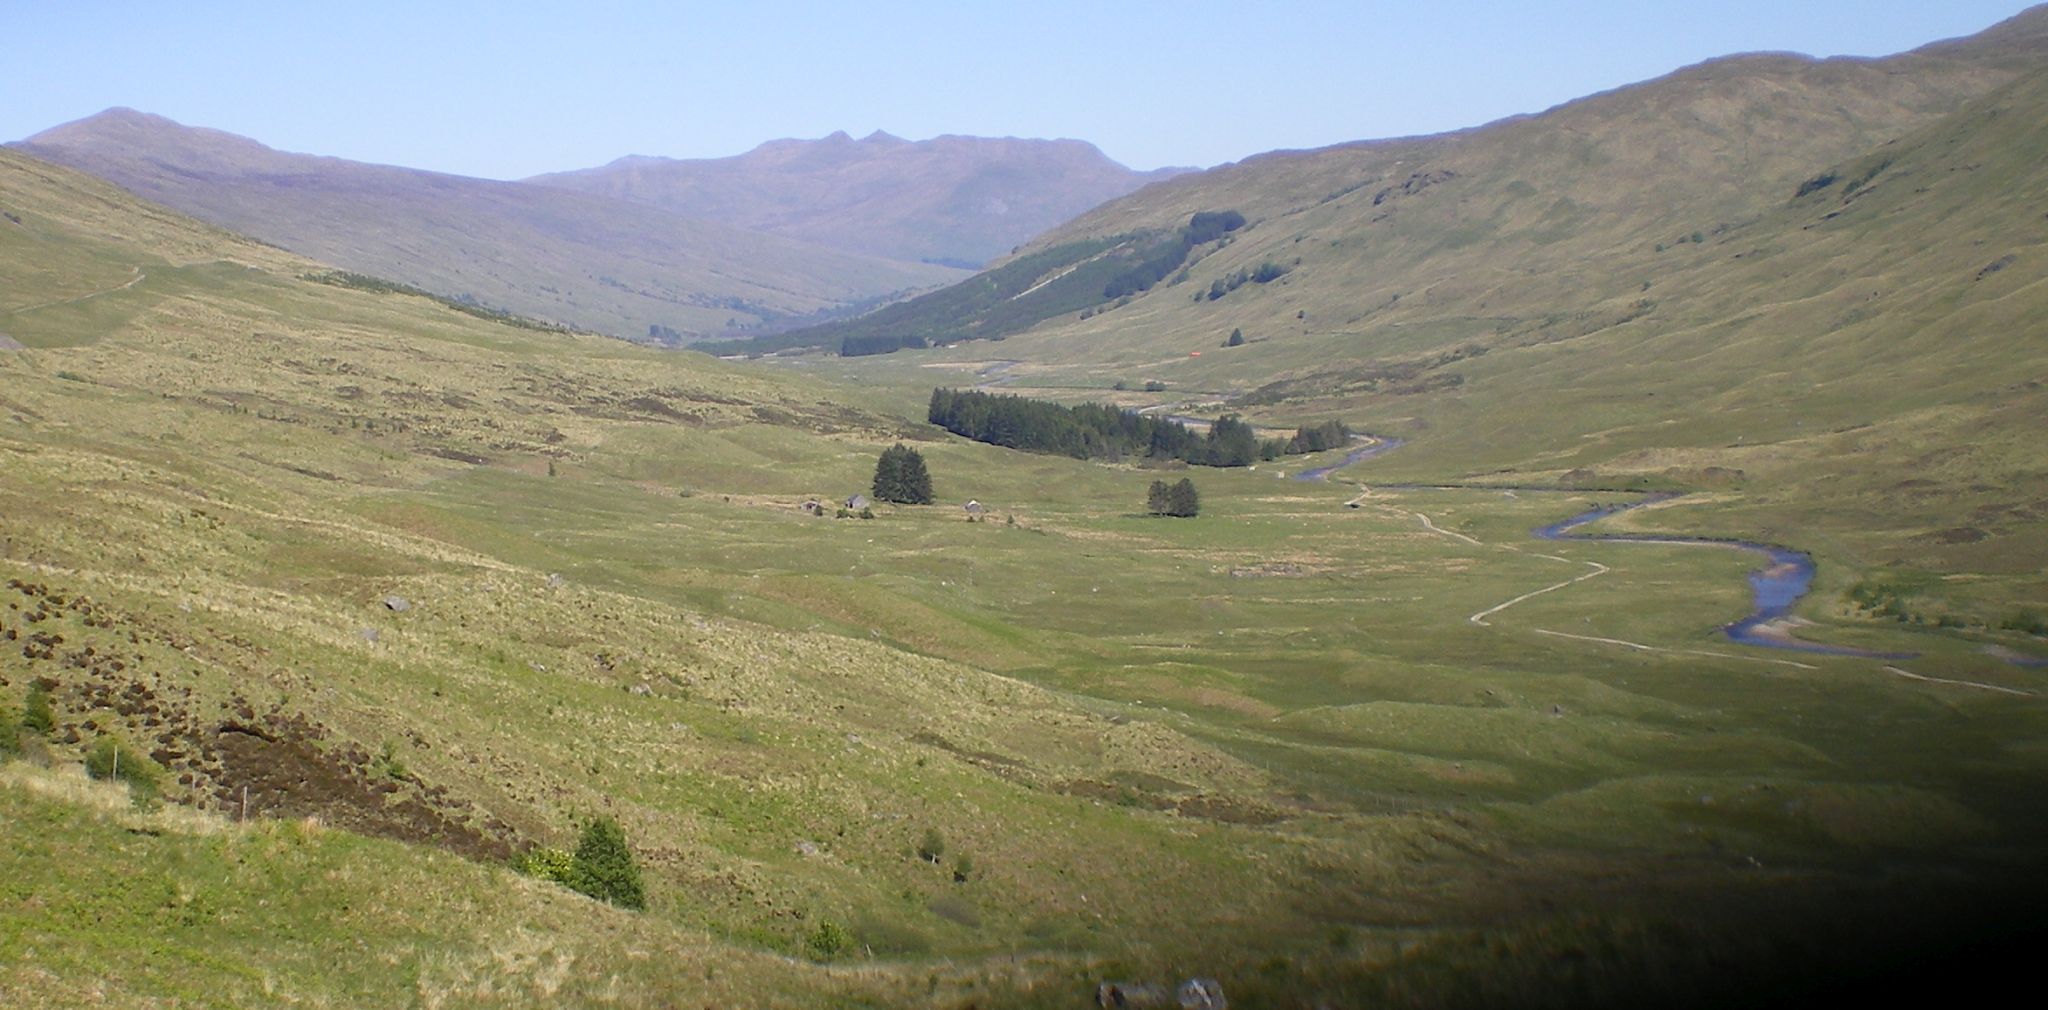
[1146,478,1198,516]
[568,815,646,910]
[873,444,934,504]
[1146,480,1173,516]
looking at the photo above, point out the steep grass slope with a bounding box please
[12,109,964,342]
[762,11,2045,360]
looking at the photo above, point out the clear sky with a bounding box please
[7,1,2038,178]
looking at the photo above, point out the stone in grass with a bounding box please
[546,573,566,589]
[1178,978,1227,1009]
[382,596,411,612]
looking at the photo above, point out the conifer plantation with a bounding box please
[927,387,1348,466]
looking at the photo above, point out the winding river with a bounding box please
[1532,498,1916,659]
[1297,437,1921,659]
[1293,435,1408,482]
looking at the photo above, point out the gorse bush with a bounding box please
[515,846,575,883]
[805,920,853,961]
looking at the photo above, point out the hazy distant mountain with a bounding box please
[13,109,965,341]
[527,131,1188,268]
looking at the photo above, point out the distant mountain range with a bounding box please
[527,131,1187,268]
[10,113,1178,342]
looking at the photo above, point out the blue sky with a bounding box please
[7,1,2037,177]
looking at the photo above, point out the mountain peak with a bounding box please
[533,131,1179,266]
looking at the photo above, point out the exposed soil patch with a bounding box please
[206,713,514,862]
[3,576,518,863]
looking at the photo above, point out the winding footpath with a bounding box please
[4,266,146,315]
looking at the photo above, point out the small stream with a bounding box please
[1534,498,1916,659]
[1293,435,1408,482]
[1275,428,2048,666]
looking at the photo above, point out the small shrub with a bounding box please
[805,919,853,961]
[917,827,946,864]
[85,736,162,805]
[952,853,974,883]
[515,846,575,883]
[0,703,20,759]
[568,816,646,910]
[376,740,412,782]
[22,683,54,735]
[2002,611,2048,637]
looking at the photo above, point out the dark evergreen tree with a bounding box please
[1166,478,1200,517]
[873,444,934,504]
[1146,480,1173,516]
[1225,328,1244,347]
[1203,415,1261,467]
[568,816,646,910]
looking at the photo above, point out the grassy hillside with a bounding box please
[6,64,2048,1010]
[12,109,964,342]
[749,12,2043,360]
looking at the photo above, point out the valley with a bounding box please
[5,7,2048,1009]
